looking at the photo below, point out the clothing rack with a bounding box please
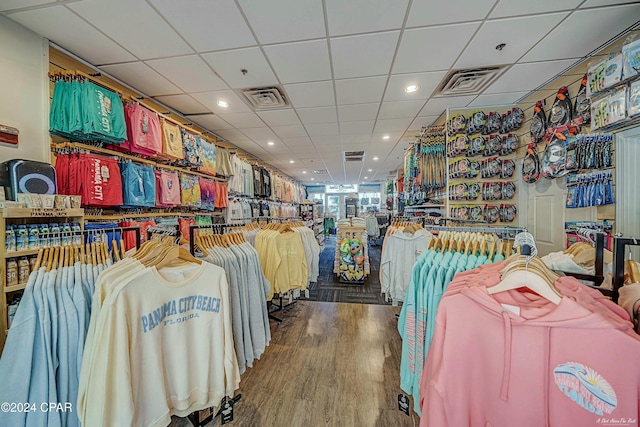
[146,226,180,241]
[188,224,299,323]
[558,230,606,289]
[422,225,526,237]
[84,225,142,250]
[612,236,640,303]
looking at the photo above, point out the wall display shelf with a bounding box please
[0,207,84,355]
[445,107,522,226]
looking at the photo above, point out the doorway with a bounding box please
[326,194,344,220]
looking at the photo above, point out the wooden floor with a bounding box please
[207,301,414,427]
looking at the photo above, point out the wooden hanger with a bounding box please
[487,254,562,304]
[488,240,498,260]
[112,239,121,261]
[625,260,640,285]
[154,244,202,270]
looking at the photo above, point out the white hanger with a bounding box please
[487,232,562,305]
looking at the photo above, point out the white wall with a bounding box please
[0,14,49,163]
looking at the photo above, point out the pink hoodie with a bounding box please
[420,276,640,427]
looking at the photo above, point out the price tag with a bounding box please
[221,399,233,424]
[398,393,410,416]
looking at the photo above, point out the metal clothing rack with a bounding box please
[422,225,526,237]
[558,230,606,289]
[146,226,180,241]
[612,236,640,303]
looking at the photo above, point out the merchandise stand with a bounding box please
[335,225,368,284]
[612,236,640,303]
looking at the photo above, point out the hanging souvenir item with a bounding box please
[466,111,486,135]
[500,134,518,156]
[522,143,541,183]
[574,75,591,125]
[483,205,500,224]
[548,86,573,128]
[501,159,516,179]
[629,79,640,117]
[467,135,484,156]
[482,112,502,135]
[530,101,547,144]
[541,132,569,179]
[499,204,517,222]
[447,115,467,137]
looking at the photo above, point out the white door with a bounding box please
[616,128,640,240]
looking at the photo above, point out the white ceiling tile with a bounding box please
[491,0,581,18]
[371,131,404,143]
[484,59,578,93]
[290,145,317,154]
[315,145,342,154]
[408,115,440,130]
[145,55,228,93]
[256,110,301,127]
[99,62,181,96]
[68,0,192,59]
[420,95,477,116]
[337,103,380,122]
[217,112,265,128]
[325,0,409,36]
[264,40,331,84]
[186,114,234,131]
[296,107,338,124]
[373,118,413,133]
[0,0,58,12]
[216,128,252,141]
[407,0,494,27]
[468,91,531,107]
[237,0,325,44]
[341,134,372,144]
[393,23,480,74]
[272,124,308,138]
[335,76,387,105]
[312,135,341,145]
[581,0,639,6]
[305,122,340,136]
[238,127,278,141]
[150,0,256,52]
[330,31,400,79]
[202,47,278,88]
[384,71,448,101]
[282,137,313,146]
[191,90,252,113]
[378,100,425,120]
[154,94,209,115]
[455,13,569,68]
[523,4,640,62]
[8,6,136,65]
[284,81,336,108]
[340,120,375,135]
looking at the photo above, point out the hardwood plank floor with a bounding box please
[206,301,416,427]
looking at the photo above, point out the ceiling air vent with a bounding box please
[344,150,365,162]
[313,170,328,174]
[239,86,289,110]
[435,66,504,97]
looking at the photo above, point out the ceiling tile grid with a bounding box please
[4,0,638,184]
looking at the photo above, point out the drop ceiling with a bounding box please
[2,0,639,185]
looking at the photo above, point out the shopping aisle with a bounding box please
[306,236,389,305]
[209,301,412,427]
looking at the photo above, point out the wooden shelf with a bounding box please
[5,283,27,293]
[3,208,84,218]
[4,249,40,258]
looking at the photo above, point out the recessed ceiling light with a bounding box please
[302,171,307,174]
[368,169,372,172]
[362,181,365,184]
[217,100,229,108]
[310,178,315,181]
[383,135,390,140]
[373,157,379,161]
[364,176,368,179]
[289,160,295,163]
[267,141,274,146]
[404,84,419,93]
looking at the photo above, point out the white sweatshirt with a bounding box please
[78,262,239,427]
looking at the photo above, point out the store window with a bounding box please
[359,184,382,214]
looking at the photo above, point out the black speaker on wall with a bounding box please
[0,159,57,201]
